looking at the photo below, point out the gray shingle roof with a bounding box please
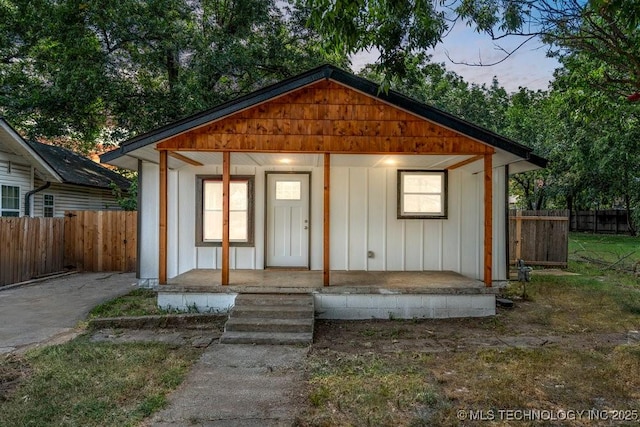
[27,140,131,190]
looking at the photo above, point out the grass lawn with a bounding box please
[569,232,640,273]
[300,233,640,426]
[88,288,166,318]
[2,233,638,426]
[0,336,203,426]
[0,289,209,426]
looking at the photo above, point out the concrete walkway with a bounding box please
[0,272,136,354]
[148,344,308,427]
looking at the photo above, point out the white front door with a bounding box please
[266,173,310,268]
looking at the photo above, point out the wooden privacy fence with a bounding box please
[0,217,65,286]
[571,210,633,234]
[509,210,569,267]
[63,210,137,273]
[0,211,136,286]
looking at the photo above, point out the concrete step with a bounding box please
[231,304,314,319]
[225,317,314,333]
[234,293,313,306]
[220,331,313,345]
[221,293,315,345]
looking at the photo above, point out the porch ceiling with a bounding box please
[104,146,539,174]
[167,152,478,169]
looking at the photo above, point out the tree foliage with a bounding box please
[359,52,639,232]
[305,0,640,97]
[0,0,347,150]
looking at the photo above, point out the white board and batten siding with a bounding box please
[139,160,507,284]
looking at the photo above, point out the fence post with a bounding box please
[515,210,522,262]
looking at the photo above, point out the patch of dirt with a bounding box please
[312,308,629,355]
[0,354,30,401]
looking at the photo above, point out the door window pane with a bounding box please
[275,181,301,200]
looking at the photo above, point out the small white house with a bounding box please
[0,118,130,217]
[101,65,545,318]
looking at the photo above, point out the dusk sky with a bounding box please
[352,23,560,93]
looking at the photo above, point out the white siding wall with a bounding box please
[168,164,325,277]
[0,152,33,217]
[139,160,508,282]
[140,162,159,280]
[330,167,496,279]
[32,181,121,217]
[492,166,507,281]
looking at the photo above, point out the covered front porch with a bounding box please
[166,268,491,293]
[158,269,499,319]
[100,65,548,319]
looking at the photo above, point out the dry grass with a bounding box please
[498,273,640,334]
[428,345,640,426]
[300,236,640,426]
[302,343,640,427]
[303,351,445,426]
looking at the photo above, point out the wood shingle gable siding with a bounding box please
[157,80,494,155]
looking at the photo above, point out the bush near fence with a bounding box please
[0,211,136,287]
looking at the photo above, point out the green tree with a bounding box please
[111,175,138,211]
[549,52,640,232]
[0,0,347,149]
[0,0,109,149]
[305,0,640,97]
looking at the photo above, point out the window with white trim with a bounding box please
[397,170,447,219]
[1,185,20,217]
[44,194,54,217]
[196,175,254,246]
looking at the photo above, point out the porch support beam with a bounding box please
[484,153,493,287]
[323,153,330,286]
[168,151,203,166]
[159,150,168,285]
[447,154,484,171]
[222,151,230,286]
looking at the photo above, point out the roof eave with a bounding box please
[0,118,63,182]
[101,64,546,166]
[108,66,334,159]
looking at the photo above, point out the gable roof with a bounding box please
[101,64,546,168]
[0,118,130,190]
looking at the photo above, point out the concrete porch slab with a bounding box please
[163,269,497,295]
[157,270,498,319]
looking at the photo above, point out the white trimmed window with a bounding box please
[196,175,254,246]
[1,185,20,217]
[44,194,54,217]
[397,170,447,219]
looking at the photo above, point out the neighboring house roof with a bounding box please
[27,140,131,190]
[101,64,547,168]
[0,118,130,190]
